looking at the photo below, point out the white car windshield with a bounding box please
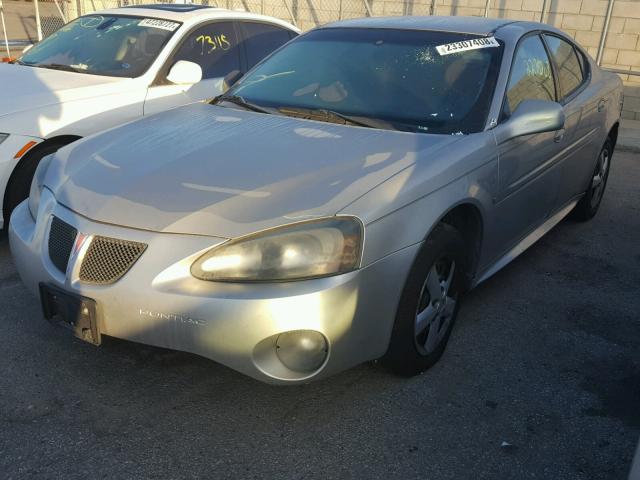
[19,15,180,77]
[228,28,504,134]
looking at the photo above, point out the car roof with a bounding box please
[325,16,519,35]
[121,4,214,13]
[93,5,299,31]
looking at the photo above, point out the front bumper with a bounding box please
[9,194,419,384]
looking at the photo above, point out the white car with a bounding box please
[0,4,298,228]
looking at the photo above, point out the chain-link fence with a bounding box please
[2,0,640,118]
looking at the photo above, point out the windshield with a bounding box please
[228,28,503,134]
[19,15,180,77]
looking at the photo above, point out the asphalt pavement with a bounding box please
[0,151,639,480]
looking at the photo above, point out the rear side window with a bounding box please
[505,35,556,116]
[172,21,241,79]
[239,22,294,70]
[544,35,585,100]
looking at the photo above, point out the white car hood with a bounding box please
[47,104,460,239]
[0,63,131,119]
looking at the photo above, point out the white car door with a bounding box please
[144,20,241,115]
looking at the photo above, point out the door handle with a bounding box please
[597,98,606,112]
[554,129,565,143]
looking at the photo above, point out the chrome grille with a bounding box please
[79,236,147,284]
[48,216,77,274]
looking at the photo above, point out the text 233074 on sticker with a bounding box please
[435,37,500,56]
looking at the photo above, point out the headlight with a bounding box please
[0,133,8,145]
[28,153,54,220]
[191,216,363,282]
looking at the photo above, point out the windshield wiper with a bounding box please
[35,63,85,73]
[278,107,380,129]
[211,94,272,115]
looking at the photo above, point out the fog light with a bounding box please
[275,330,328,373]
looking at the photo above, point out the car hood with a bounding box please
[0,63,131,119]
[48,104,460,239]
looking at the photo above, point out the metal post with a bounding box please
[281,0,296,26]
[596,0,615,66]
[539,0,548,22]
[53,0,68,23]
[484,0,491,18]
[0,0,10,58]
[429,0,436,15]
[362,0,372,16]
[33,0,43,41]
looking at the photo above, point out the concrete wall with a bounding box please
[2,0,639,117]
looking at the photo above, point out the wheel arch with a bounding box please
[433,202,484,290]
[2,134,81,222]
[608,122,619,150]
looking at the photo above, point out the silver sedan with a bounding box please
[9,16,623,384]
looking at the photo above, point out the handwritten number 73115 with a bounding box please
[196,34,231,55]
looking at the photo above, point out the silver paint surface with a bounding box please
[9,17,624,383]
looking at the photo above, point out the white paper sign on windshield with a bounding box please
[138,19,180,31]
[436,37,500,56]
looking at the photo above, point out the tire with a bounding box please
[572,139,613,222]
[383,223,469,377]
[2,143,61,227]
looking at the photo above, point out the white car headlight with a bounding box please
[0,133,8,145]
[28,153,54,220]
[191,217,364,282]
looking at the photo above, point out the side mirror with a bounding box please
[495,99,565,144]
[223,70,243,91]
[167,60,203,85]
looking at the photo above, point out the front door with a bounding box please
[144,21,241,116]
[490,34,565,256]
[543,34,599,205]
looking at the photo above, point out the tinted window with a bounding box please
[173,21,240,79]
[19,15,178,77]
[240,22,294,69]
[544,35,585,99]
[505,35,555,115]
[229,28,503,135]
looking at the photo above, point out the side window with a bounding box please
[544,35,585,100]
[239,22,293,70]
[172,21,240,80]
[505,35,556,116]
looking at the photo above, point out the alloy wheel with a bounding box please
[414,257,456,356]
[590,147,610,209]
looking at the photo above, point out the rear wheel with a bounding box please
[572,139,612,221]
[383,223,468,376]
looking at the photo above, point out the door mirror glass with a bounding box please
[167,60,203,85]
[496,99,565,144]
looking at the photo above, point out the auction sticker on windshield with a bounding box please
[436,37,499,55]
[138,18,180,31]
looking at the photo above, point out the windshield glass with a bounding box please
[19,15,180,77]
[228,28,503,134]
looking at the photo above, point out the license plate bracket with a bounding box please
[39,283,101,346]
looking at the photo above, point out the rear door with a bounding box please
[144,20,242,115]
[237,21,297,72]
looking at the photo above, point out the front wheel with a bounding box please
[572,139,612,221]
[383,223,468,377]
